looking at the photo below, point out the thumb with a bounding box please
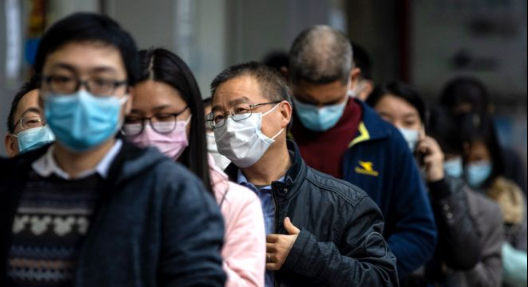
[284,217,300,235]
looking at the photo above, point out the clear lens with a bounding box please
[152,121,177,134]
[122,123,143,136]
[20,116,44,130]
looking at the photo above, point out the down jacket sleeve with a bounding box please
[283,196,399,287]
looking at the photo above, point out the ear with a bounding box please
[357,80,374,101]
[350,68,361,90]
[4,134,18,157]
[280,101,293,129]
[124,87,134,115]
[281,67,289,81]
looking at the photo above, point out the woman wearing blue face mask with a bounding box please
[461,113,527,287]
[368,83,503,287]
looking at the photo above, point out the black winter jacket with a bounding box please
[226,141,399,287]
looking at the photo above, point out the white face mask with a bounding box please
[398,128,420,152]
[206,132,232,170]
[214,104,283,169]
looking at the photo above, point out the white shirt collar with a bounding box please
[32,140,123,180]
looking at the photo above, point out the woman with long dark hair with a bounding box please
[123,48,266,287]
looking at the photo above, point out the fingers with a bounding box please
[284,217,300,235]
[266,234,280,243]
[266,243,278,253]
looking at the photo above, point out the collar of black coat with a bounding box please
[225,140,308,198]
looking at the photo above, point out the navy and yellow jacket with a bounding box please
[341,101,438,278]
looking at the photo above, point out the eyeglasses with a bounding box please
[122,107,189,136]
[15,115,45,133]
[206,101,281,130]
[42,75,128,97]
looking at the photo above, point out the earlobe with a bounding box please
[281,101,293,128]
[4,135,17,157]
[350,68,361,86]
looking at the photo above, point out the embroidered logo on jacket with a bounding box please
[355,161,380,177]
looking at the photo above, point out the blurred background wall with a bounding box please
[1,0,526,166]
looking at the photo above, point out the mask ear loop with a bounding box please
[262,103,281,117]
[262,103,285,140]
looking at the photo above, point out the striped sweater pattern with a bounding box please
[8,170,103,286]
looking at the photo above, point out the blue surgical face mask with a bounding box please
[444,157,463,179]
[15,125,55,154]
[398,128,420,152]
[44,90,127,153]
[293,97,347,132]
[465,161,492,189]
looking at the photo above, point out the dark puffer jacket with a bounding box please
[226,141,399,287]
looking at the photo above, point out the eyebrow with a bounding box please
[211,96,251,113]
[20,107,42,118]
[50,63,118,75]
[130,105,172,115]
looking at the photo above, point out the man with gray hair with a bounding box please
[288,25,438,280]
[209,62,399,287]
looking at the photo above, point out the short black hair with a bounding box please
[211,61,291,105]
[34,13,139,86]
[439,76,490,114]
[426,106,463,156]
[7,77,39,134]
[289,26,353,85]
[367,82,427,124]
[351,42,373,80]
[203,97,212,108]
[460,113,505,188]
[138,48,213,195]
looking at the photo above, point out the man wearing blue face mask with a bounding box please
[287,26,438,280]
[4,78,55,157]
[0,13,226,287]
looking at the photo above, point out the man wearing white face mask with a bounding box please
[287,26,437,280]
[204,97,232,170]
[4,79,55,157]
[209,62,399,287]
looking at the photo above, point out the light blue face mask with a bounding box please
[444,158,464,179]
[15,125,55,154]
[293,97,347,132]
[465,161,493,188]
[502,243,528,286]
[398,128,420,152]
[44,90,127,153]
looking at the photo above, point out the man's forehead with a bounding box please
[15,90,41,120]
[44,42,125,75]
[213,77,265,106]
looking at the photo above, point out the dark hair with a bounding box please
[289,26,353,85]
[351,42,373,80]
[367,82,427,124]
[263,51,289,73]
[439,76,490,114]
[460,113,505,187]
[203,97,212,108]
[7,77,39,134]
[139,48,213,195]
[426,107,463,156]
[211,61,291,105]
[34,13,139,86]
